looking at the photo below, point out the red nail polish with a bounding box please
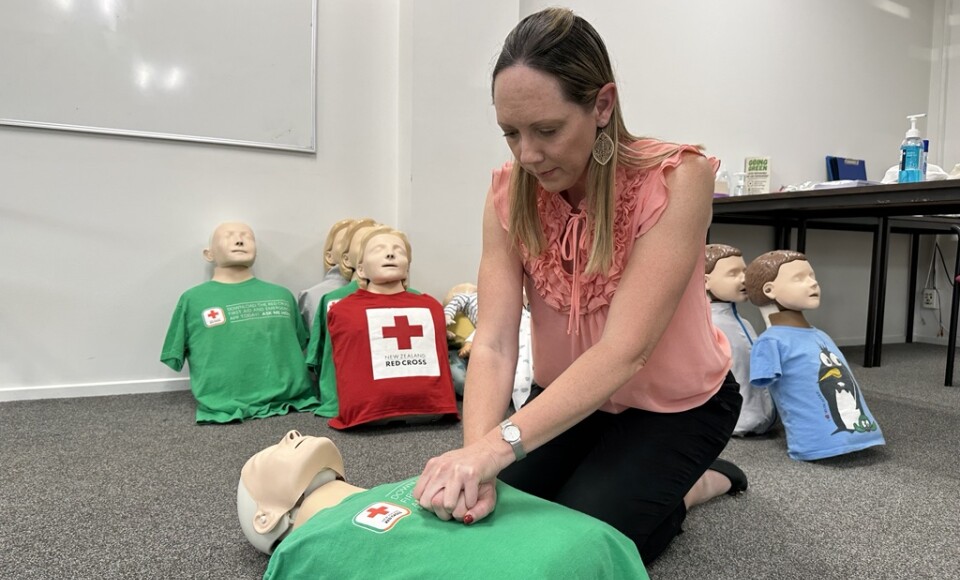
[463,514,474,525]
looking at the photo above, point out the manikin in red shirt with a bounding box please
[326,228,459,429]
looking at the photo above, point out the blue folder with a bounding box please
[826,156,867,181]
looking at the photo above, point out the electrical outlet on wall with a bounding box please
[922,288,938,309]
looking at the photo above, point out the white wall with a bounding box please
[0,0,401,398]
[519,0,949,345]
[1,0,958,399]
[523,0,935,186]
[397,0,517,298]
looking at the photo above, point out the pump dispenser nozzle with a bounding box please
[905,114,926,138]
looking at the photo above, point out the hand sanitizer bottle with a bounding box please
[898,114,925,183]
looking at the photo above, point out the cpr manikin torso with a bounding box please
[324,229,459,429]
[704,244,776,436]
[237,431,649,579]
[745,250,885,460]
[160,222,319,423]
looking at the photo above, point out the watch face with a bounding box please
[503,424,520,442]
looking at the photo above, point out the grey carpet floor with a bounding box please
[1,342,958,579]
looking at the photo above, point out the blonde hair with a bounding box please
[356,227,412,290]
[338,218,378,279]
[323,218,356,270]
[494,7,695,274]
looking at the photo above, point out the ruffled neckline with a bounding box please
[522,164,648,333]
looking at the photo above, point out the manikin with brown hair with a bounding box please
[414,7,745,564]
[705,244,777,436]
[744,250,884,461]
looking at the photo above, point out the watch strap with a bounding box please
[499,419,526,461]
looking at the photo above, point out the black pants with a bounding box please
[498,372,742,565]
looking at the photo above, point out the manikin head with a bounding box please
[705,244,748,303]
[444,283,477,306]
[745,250,821,311]
[339,219,379,280]
[237,431,362,555]
[323,219,356,271]
[203,222,256,282]
[356,229,412,293]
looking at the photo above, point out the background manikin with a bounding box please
[160,222,318,423]
[297,218,365,329]
[705,244,777,436]
[744,250,885,461]
[237,431,648,579]
[304,224,403,419]
[324,229,459,429]
[339,219,379,282]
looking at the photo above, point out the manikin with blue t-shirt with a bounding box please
[705,244,777,436]
[745,250,885,461]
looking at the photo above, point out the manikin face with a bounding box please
[706,255,748,303]
[240,431,345,539]
[763,260,821,311]
[206,222,256,268]
[494,65,611,199]
[357,233,409,285]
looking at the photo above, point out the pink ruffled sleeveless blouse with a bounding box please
[491,140,731,413]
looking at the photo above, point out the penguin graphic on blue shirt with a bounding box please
[817,345,879,435]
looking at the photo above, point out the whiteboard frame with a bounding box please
[0,0,318,154]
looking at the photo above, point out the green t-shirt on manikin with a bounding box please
[161,278,319,423]
[263,478,648,580]
[304,281,420,418]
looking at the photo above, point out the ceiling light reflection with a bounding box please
[165,68,183,90]
[872,0,910,19]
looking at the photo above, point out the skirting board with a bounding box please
[0,377,190,402]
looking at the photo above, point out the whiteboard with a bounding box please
[0,0,317,152]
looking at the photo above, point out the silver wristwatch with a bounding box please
[499,419,526,461]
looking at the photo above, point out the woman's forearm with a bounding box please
[462,343,518,446]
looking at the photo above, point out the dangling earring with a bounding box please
[592,129,614,166]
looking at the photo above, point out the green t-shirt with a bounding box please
[304,281,420,418]
[161,278,319,423]
[264,478,647,580]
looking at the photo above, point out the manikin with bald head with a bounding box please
[704,244,776,436]
[161,222,319,423]
[744,250,884,460]
[237,431,647,579]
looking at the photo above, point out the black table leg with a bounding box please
[906,233,919,343]
[864,217,890,367]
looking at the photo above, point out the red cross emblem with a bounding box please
[202,307,226,327]
[366,506,390,518]
[382,315,423,350]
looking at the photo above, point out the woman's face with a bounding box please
[493,65,600,198]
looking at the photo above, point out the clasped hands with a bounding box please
[413,438,505,524]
